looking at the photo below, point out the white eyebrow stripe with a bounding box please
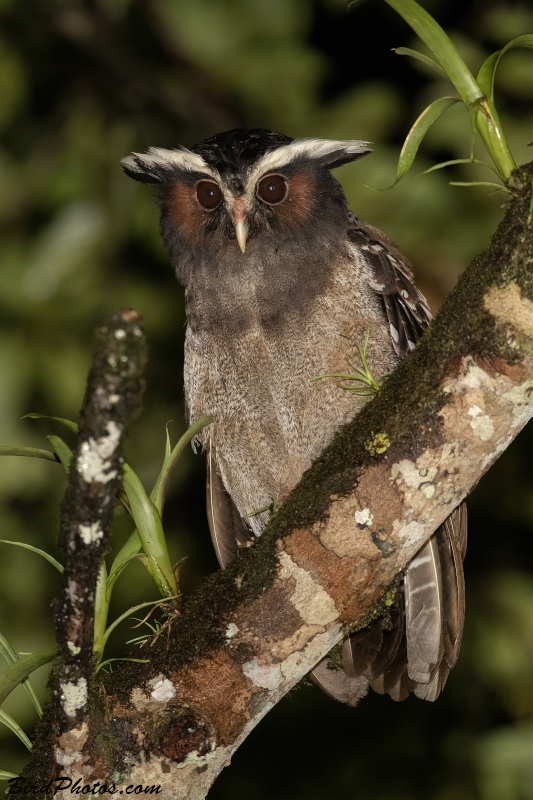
[245,138,371,188]
[121,146,219,181]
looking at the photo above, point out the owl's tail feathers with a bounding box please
[206,444,254,569]
[320,503,467,706]
[411,503,467,701]
[309,659,369,707]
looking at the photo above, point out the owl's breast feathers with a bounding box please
[184,219,406,530]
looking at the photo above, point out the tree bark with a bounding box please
[17,164,533,799]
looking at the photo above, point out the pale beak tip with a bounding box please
[235,220,249,254]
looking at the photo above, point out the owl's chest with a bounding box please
[183,252,395,515]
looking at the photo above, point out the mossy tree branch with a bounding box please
[56,310,147,675]
[19,165,533,799]
[14,310,147,797]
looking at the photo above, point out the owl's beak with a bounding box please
[232,198,249,253]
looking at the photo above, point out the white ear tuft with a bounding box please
[248,137,372,183]
[121,146,217,185]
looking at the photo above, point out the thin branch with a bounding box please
[54,309,146,720]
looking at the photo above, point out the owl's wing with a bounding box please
[206,442,254,569]
[347,217,432,352]
[319,217,467,704]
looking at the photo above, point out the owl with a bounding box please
[122,128,467,705]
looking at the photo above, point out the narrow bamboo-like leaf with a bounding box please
[477,35,533,101]
[477,51,499,99]
[419,158,498,176]
[106,535,142,593]
[46,436,73,473]
[394,97,459,183]
[384,0,483,106]
[449,181,513,194]
[93,561,108,656]
[0,446,58,462]
[122,465,178,599]
[0,709,32,750]
[164,422,172,462]
[393,47,448,79]
[0,633,42,716]
[0,650,55,706]
[0,634,19,668]
[476,97,516,181]
[96,657,150,674]
[23,413,79,433]
[152,415,214,514]
[382,0,515,180]
[0,770,19,780]
[0,540,63,573]
[98,597,178,653]
[108,417,213,598]
[476,38,532,177]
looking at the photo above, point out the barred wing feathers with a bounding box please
[347,218,432,354]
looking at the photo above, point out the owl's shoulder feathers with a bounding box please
[346,215,432,356]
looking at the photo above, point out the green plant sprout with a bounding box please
[127,616,163,647]
[0,413,213,760]
[313,331,382,397]
[248,495,279,519]
[126,609,170,648]
[352,0,533,190]
[96,657,150,675]
[0,632,52,755]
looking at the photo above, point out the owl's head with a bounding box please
[121,128,370,261]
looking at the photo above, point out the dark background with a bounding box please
[1,0,533,797]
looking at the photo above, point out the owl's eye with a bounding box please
[196,180,223,210]
[257,174,288,205]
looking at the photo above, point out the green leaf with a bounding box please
[122,464,178,599]
[0,650,55,706]
[0,770,19,781]
[0,540,63,573]
[0,633,42,716]
[395,97,459,183]
[392,47,448,80]
[164,421,172,463]
[151,415,214,514]
[477,34,533,102]
[93,561,108,656]
[95,657,150,674]
[106,534,143,594]
[23,413,79,433]
[0,709,32,750]
[474,97,516,181]
[449,181,513,194]
[46,435,73,473]
[382,0,516,180]
[107,417,213,598]
[477,50,499,99]
[419,158,498,176]
[0,446,58,463]
[384,0,483,106]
